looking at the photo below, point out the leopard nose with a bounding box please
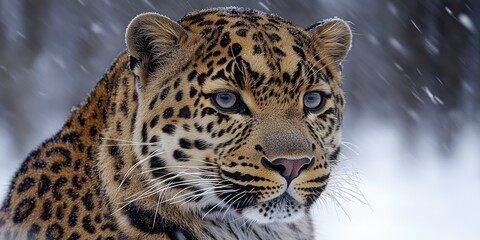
[261,157,313,183]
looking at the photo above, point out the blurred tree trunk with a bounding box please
[431,0,469,151]
[463,0,480,126]
[0,2,8,136]
[0,0,49,156]
[390,0,471,153]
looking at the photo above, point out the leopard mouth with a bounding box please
[240,193,308,224]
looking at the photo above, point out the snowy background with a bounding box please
[1,1,479,239]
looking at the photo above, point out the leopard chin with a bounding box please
[241,193,307,224]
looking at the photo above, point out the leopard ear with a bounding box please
[307,18,352,64]
[126,13,189,84]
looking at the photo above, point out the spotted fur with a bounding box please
[0,7,351,239]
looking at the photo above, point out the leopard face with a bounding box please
[126,8,351,224]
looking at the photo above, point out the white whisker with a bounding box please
[116,148,164,195]
[141,166,216,175]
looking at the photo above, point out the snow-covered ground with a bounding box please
[0,126,17,200]
[1,120,479,239]
[314,122,480,240]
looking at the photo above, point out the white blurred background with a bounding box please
[1,1,479,239]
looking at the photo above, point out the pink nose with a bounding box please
[261,157,313,182]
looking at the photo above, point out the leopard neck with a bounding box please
[90,52,204,238]
[56,51,131,154]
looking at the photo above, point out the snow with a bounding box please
[389,37,407,55]
[445,6,453,17]
[80,64,88,73]
[366,34,379,46]
[258,2,270,12]
[1,119,478,240]
[407,109,420,122]
[424,39,439,55]
[394,62,403,71]
[0,127,16,200]
[313,121,480,240]
[15,31,26,39]
[462,81,474,94]
[423,86,444,105]
[0,2,478,238]
[445,7,477,33]
[410,19,422,33]
[458,14,477,33]
[90,22,104,34]
[143,0,156,11]
[387,3,398,16]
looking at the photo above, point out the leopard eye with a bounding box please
[211,92,249,114]
[303,91,325,112]
[214,92,237,109]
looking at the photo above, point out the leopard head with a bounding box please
[125,7,351,224]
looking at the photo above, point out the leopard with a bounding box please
[0,7,351,240]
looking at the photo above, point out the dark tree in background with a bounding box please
[389,1,477,152]
[0,0,478,160]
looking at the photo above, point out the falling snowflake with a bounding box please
[389,37,407,55]
[410,19,422,33]
[258,2,270,11]
[458,14,477,33]
[423,86,444,105]
[445,6,453,16]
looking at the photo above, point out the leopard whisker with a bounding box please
[221,191,247,219]
[304,51,340,79]
[138,178,221,201]
[327,183,368,205]
[178,185,236,206]
[202,193,232,219]
[152,190,162,228]
[239,216,256,235]
[305,58,342,82]
[166,185,236,205]
[142,170,212,187]
[116,148,165,194]
[319,160,371,218]
[230,45,245,75]
[144,172,220,186]
[178,187,235,205]
[123,170,210,201]
[145,173,219,184]
[157,187,235,208]
[153,178,224,195]
[304,51,326,77]
[341,142,360,156]
[141,165,216,175]
[153,181,230,196]
[162,184,203,204]
[183,158,217,166]
[143,177,226,198]
[323,191,351,220]
[341,140,360,150]
[101,137,161,145]
[236,187,255,211]
[116,179,219,213]
[314,192,329,211]
[103,143,161,147]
